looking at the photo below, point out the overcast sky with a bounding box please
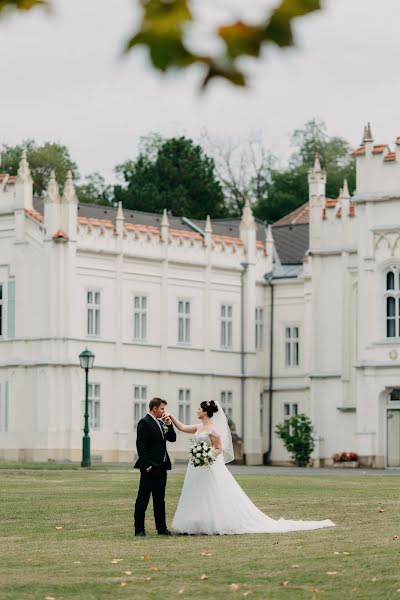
[1,0,399,182]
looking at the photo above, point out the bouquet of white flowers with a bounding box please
[189,439,216,467]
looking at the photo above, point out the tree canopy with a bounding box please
[114,136,227,219]
[0,0,323,88]
[252,119,356,223]
[1,140,79,197]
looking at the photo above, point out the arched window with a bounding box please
[385,268,400,338]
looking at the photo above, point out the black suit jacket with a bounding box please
[134,414,177,471]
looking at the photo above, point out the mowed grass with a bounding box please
[0,470,399,600]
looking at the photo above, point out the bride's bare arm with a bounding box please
[165,413,197,434]
[210,433,223,456]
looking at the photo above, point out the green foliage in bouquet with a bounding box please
[275,414,315,467]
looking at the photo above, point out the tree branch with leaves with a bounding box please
[0,0,322,87]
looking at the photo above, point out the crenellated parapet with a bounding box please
[352,123,400,199]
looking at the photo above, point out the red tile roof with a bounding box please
[0,174,16,185]
[25,208,43,223]
[53,229,69,241]
[384,152,396,162]
[273,203,309,226]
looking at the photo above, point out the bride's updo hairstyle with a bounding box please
[200,400,218,418]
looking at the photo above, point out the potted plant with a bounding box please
[332,451,359,468]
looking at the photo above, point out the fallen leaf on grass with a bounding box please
[291,565,299,568]
[281,581,289,587]
[124,571,132,576]
[296,546,303,549]
[334,552,340,555]
[45,597,56,600]
[144,577,152,581]
[120,582,128,587]
[200,574,209,580]
[343,552,350,555]
[111,559,123,564]
[55,526,63,530]
[201,552,212,556]
[229,583,239,592]
[326,572,338,576]
[242,593,252,597]
[178,588,185,595]
[148,566,159,571]
[73,561,81,564]
[143,554,151,560]
[371,577,377,582]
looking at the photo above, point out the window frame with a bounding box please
[220,390,233,420]
[220,303,233,349]
[133,385,148,430]
[84,382,101,431]
[86,289,101,337]
[384,268,400,339]
[178,388,191,423]
[284,325,300,368]
[177,298,191,345]
[255,306,264,350]
[133,294,148,342]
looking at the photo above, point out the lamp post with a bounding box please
[240,261,249,465]
[79,348,95,467]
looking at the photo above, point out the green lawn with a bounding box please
[0,470,399,600]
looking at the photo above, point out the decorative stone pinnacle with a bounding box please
[205,215,212,234]
[116,201,124,221]
[62,170,78,204]
[241,198,255,228]
[44,170,61,203]
[342,178,350,199]
[17,149,32,183]
[161,208,169,227]
[313,153,322,173]
[363,122,373,143]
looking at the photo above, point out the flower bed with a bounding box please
[332,452,359,467]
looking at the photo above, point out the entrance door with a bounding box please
[387,409,400,467]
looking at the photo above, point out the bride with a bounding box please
[166,400,335,535]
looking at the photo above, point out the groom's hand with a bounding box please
[162,413,172,426]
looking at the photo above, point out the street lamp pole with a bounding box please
[79,348,95,468]
[82,364,90,467]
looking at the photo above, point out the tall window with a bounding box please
[220,304,233,349]
[255,307,264,350]
[385,269,400,338]
[284,403,298,430]
[134,295,147,341]
[87,383,101,430]
[220,390,233,420]
[87,290,101,336]
[285,326,299,367]
[178,300,191,344]
[7,281,15,338]
[133,385,147,429]
[178,388,191,423]
[259,393,264,434]
[0,285,3,337]
[0,382,9,432]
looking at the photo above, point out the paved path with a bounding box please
[1,464,399,475]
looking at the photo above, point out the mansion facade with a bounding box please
[1,124,400,468]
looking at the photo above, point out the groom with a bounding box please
[134,397,176,536]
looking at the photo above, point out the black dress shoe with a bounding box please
[157,529,172,536]
[135,531,146,537]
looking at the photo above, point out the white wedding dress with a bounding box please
[172,429,335,535]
